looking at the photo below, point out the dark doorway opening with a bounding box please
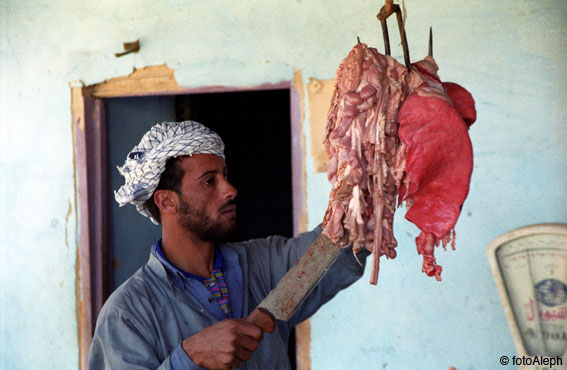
[104,88,296,368]
[174,90,293,242]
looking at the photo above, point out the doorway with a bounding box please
[103,88,297,368]
[71,69,306,369]
[105,89,293,289]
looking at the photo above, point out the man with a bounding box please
[88,121,368,369]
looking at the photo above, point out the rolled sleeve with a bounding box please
[244,224,368,327]
[289,243,369,326]
[170,343,204,370]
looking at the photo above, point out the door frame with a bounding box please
[70,64,309,369]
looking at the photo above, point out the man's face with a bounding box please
[174,154,238,242]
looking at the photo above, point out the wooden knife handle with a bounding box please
[247,307,276,333]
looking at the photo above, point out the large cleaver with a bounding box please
[246,232,347,332]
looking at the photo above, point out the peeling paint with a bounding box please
[306,77,335,173]
[65,200,72,248]
[85,64,184,98]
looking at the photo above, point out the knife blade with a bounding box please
[247,232,346,333]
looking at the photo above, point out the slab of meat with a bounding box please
[399,57,476,280]
[323,44,476,283]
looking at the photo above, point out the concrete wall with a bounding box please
[1,1,565,369]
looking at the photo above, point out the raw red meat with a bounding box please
[398,92,473,235]
[398,93,474,279]
[397,57,475,280]
[443,82,477,128]
[323,45,476,283]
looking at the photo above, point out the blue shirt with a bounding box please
[88,226,368,370]
[155,241,233,319]
[154,241,239,369]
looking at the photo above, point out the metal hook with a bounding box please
[376,2,411,69]
[428,27,433,57]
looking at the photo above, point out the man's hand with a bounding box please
[182,319,264,369]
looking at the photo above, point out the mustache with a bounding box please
[219,198,237,212]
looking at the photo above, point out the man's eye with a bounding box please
[204,178,215,186]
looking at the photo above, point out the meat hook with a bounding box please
[428,27,433,57]
[376,1,411,69]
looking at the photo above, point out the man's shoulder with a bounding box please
[229,226,323,256]
[219,238,275,264]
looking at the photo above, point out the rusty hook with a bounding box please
[376,1,411,69]
[428,27,433,57]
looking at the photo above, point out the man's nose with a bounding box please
[222,177,238,200]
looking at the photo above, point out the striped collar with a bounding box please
[154,239,224,282]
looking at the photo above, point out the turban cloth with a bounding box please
[114,121,225,224]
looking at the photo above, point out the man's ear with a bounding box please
[154,190,178,216]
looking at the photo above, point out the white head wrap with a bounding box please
[114,120,225,224]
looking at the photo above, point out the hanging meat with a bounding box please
[322,42,476,284]
[322,42,407,284]
[398,56,476,280]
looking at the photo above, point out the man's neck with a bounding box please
[161,224,215,279]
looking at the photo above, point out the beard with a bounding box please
[177,196,237,242]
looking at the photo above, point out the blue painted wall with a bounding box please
[1,1,565,369]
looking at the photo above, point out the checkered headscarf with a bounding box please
[114,121,225,224]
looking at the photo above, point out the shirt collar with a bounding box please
[152,239,224,283]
